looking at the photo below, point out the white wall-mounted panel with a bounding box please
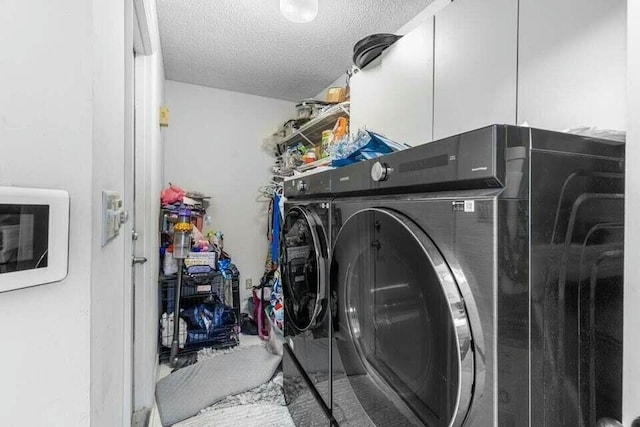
[350,21,434,147]
[518,0,626,131]
[433,0,518,140]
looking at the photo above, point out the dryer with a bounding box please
[328,125,624,427]
[281,171,337,426]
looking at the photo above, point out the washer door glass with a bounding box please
[331,208,473,427]
[281,207,328,333]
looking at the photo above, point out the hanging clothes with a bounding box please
[271,193,281,264]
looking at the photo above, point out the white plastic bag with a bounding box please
[160,312,187,348]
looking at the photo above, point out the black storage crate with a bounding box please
[220,264,241,319]
[158,272,238,362]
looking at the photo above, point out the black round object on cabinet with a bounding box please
[352,33,402,69]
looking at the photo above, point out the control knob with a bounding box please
[371,161,390,182]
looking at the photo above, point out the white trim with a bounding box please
[133,0,154,55]
[123,0,136,423]
[397,0,452,35]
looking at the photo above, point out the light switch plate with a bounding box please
[102,190,124,246]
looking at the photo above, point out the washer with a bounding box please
[328,125,624,426]
[281,171,337,426]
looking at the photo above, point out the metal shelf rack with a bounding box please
[278,101,350,150]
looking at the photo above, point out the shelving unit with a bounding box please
[158,194,241,363]
[278,101,350,150]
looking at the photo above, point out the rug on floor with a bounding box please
[199,371,286,412]
[173,403,294,427]
[155,343,282,426]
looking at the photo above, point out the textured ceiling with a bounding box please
[158,0,433,101]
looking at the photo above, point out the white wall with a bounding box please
[164,80,293,308]
[0,0,93,425]
[624,0,640,424]
[90,0,129,424]
[90,0,166,423]
[0,0,163,425]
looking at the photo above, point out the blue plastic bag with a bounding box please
[331,131,409,167]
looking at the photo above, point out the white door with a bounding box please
[624,0,640,424]
[122,2,136,422]
[126,0,154,421]
[349,21,435,147]
[517,0,626,132]
[130,0,162,416]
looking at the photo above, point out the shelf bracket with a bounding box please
[298,132,315,147]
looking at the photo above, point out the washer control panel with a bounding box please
[283,171,331,198]
[371,161,392,182]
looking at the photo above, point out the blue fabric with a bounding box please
[186,265,213,275]
[271,194,281,264]
[218,259,231,277]
[180,301,236,344]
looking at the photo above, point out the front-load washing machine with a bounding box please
[281,171,337,426]
[328,125,624,427]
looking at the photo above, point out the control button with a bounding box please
[371,161,390,182]
[296,181,307,192]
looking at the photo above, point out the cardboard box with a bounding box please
[326,87,347,103]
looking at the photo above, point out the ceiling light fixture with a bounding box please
[280,0,318,24]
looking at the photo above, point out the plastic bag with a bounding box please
[161,183,185,205]
[330,130,409,167]
[160,312,187,348]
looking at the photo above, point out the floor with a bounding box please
[149,334,272,427]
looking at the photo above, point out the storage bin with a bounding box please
[185,251,218,269]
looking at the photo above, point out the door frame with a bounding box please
[123,0,135,422]
[624,0,640,424]
[125,0,157,421]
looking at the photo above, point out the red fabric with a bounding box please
[252,288,270,340]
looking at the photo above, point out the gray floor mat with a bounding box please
[155,345,282,426]
[173,403,294,427]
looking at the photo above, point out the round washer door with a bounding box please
[281,206,329,333]
[331,208,474,427]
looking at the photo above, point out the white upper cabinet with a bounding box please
[433,0,518,140]
[518,0,626,131]
[350,21,434,147]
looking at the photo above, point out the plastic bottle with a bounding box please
[203,215,214,238]
[163,246,178,276]
[304,150,316,164]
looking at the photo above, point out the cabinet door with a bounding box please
[349,20,434,147]
[518,0,626,131]
[433,0,518,140]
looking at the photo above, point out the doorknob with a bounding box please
[132,256,147,265]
